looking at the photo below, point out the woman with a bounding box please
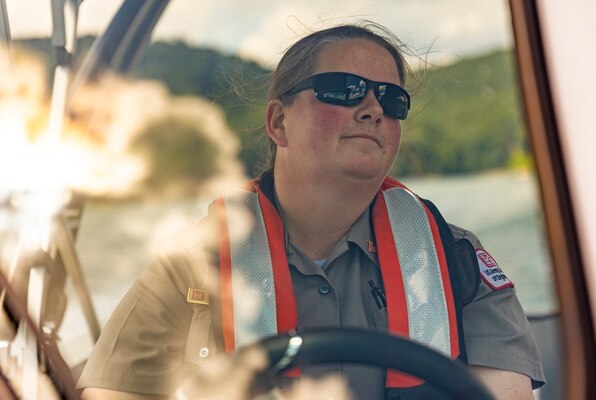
[79,23,544,399]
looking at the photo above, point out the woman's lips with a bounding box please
[343,134,382,147]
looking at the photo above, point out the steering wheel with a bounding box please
[182,328,496,400]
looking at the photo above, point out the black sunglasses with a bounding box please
[280,72,411,120]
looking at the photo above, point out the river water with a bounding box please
[59,170,557,365]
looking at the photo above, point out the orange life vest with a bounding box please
[211,175,463,389]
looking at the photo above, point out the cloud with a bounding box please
[236,5,313,68]
[152,0,221,43]
[10,0,512,66]
[382,0,512,55]
[233,0,511,66]
[235,0,399,66]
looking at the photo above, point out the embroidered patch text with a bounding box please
[476,249,513,290]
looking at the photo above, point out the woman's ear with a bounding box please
[266,99,288,147]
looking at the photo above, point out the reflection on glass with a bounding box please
[347,80,367,100]
[323,91,346,101]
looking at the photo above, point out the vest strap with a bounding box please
[375,178,460,388]
[215,182,297,352]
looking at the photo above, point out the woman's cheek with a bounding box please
[388,121,402,154]
[312,103,350,131]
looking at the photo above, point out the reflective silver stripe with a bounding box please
[383,187,451,356]
[224,190,278,348]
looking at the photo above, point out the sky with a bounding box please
[5,0,513,67]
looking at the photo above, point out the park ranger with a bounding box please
[79,23,545,400]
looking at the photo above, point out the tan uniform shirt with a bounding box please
[78,207,545,398]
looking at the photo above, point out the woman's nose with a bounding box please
[355,90,384,123]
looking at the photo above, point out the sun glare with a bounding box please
[0,47,148,259]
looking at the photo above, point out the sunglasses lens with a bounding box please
[315,74,352,105]
[379,85,410,119]
[345,75,368,104]
[311,73,410,119]
[382,98,409,120]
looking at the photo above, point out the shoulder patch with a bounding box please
[476,249,514,290]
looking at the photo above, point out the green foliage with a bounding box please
[17,37,531,179]
[132,41,271,176]
[393,51,530,176]
[132,43,531,178]
[131,116,219,192]
[133,42,270,175]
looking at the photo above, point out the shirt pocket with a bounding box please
[184,305,213,365]
[372,306,389,331]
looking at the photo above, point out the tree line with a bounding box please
[17,37,530,186]
[131,40,530,178]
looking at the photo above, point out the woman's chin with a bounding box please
[338,162,390,183]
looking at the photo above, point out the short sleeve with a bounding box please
[451,225,546,389]
[77,221,217,395]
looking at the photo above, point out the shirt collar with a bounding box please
[345,206,378,266]
[271,186,379,269]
